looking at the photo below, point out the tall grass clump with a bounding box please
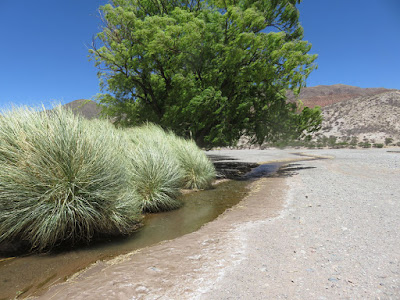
[169,136,216,190]
[124,124,184,213]
[0,106,141,251]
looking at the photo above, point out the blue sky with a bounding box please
[299,0,400,89]
[0,0,399,109]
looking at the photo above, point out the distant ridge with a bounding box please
[288,84,397,108]
[63,99,102,119]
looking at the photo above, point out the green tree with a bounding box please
[90,0,321,147]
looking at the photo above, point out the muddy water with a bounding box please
[0,179,253,299]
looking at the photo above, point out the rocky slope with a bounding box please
[316,91,400,143]
[63,99,101,119]
[288,84,395,108]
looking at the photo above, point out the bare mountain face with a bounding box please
[288,84,395,108]
[317,91,400,143]
[63,99,102,119]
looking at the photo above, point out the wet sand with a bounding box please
[36,149,400,299]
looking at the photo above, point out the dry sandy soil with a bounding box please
[36,149,400,299]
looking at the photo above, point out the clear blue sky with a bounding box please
[0,0,399,109]
[299,0,400,90]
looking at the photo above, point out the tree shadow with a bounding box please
[208,154,318,180]
[207,154,259,179]
[273,163,317,178]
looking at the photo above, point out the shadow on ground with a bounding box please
[208,155,317,180]
[274,163,317,178]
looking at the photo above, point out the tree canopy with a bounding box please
[90,0,322,147]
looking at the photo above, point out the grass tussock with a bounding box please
[0,106,141,251]
[127,123,216,190]
[125,125,184,213]
[0,107,215,252]
[169,137,216,190]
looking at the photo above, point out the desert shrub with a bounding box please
[335,142,349,149]
[358,142,372,148]
[373,143,384,148]
[124,125,184,212]
[349,136,358,147]
[385,137,393,146]
[169,136,216,190]
[307,142,316,149]
[327,135,337,148]
[0,106,141,251]
[320,136,329,147]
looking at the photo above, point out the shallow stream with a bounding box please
[0,161,281,299]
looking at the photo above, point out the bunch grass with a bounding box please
[127,123,216,191]
[125,124,184,213]
[169,137,216,190]
[0,106,141,251]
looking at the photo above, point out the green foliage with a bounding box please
[90,0,321,147]
[373,143,384,148]
[384,137,393,146]
[0,106,141,251]
[358,141,372,148]
[327,135,337,148]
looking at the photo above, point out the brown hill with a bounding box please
[288,84,395,108]
[63,99,102,119]
[316,90,400,144]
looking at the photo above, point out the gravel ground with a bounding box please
[38,148,400,300]
[202,148,400,299]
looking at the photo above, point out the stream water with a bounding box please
[0,162,281,299]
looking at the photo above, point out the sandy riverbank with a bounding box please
[36,148,400,299]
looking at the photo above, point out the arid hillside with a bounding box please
[63,99,101,119]
[316,91,400,144]
[288,84,395,108]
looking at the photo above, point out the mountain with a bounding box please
[316,91,400,144]
[288,84,396,108]
[63,99,102,119]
